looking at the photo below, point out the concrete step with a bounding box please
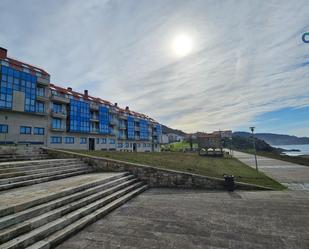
[0,169,92,192]
[0,155,50,163]
[0,166,91,185]
[0,182,146,249]
[0,162,87,179]
[0,176,136,243]
[28,185,147,249]
[0,159,80,170]
[0,173,130,218]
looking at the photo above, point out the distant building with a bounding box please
[196,132,222,149]
[0,47,162,152]
[213,130,232,139]
[167,133,184,143]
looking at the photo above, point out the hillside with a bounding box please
[223,135,276,152]
[161,125,187,136]
[234,132,309,145]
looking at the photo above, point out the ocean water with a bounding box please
[273,144,309,156]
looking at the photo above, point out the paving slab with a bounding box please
[56,188,309,249]
[0,172,124,210]
[232,151,309,190]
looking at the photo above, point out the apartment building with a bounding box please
[0,47,162,152]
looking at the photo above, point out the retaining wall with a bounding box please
[45,148,273,191]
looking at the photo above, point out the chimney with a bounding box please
[125,106,129,111]
[67,87,72,91]
[0,47,7,59]
[84,90,88,97]
[114,103,118,107]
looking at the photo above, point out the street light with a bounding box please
[249,126,258,172]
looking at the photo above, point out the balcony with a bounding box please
[118,134,127,140]
[90,128,99,134]
[51,126,66,132]
[37,77,50,86]
[119,123,126,130]
[109,118,118,125]
[110,129,117,136]
[51,111,67,119]
[36,95,49,102]
[134,126,140,131]
[90,103,99,110]
[51,94,70,104]
[90,116,99,122]
[119,114,127,120]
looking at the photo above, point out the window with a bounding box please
[20,126,31,134]
[51,136,62,144]
[137,143,141,148]
[65,137,74,144]
[36,86,45,97]
[52,118,62,129]
[101,138,106,144]
[96,138,100,144]
[118,143,123,148]
[53,103,62,113]
[34,127,44,135]
[36,101,45,113]
[143,143,147,147]
[80,137,87,144]
[109,138,115,144]
[0,124,8,133]
[125,142,129,148]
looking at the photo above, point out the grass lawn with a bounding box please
[161,141,198,151]
[242,149,309,167]
[69,150,285,190]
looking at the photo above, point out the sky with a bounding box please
[0,0,308,136]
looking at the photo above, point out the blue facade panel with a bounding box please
[69,99,90,133]
[140,119,149,140]
[156,124,162,135]
[0,65,37,112]
[127,116,134,140]
[99,106,110,134]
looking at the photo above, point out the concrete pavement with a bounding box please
[56,188,309,249]
[232,151,309,190]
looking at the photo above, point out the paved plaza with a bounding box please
[56,188,309,249]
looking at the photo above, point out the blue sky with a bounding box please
[0,0,308,136]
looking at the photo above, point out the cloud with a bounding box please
[0,0,308,135]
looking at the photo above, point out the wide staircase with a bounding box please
[0,158,147,249]
[0,146,49,162]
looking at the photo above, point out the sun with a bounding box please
[171,34,193,57]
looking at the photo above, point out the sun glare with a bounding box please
[172,34,193,57]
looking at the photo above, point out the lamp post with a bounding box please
[249,126,258,172]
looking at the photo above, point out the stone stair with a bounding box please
[0,146,50,162]
[0,159,92,191]
[0,160,147,249]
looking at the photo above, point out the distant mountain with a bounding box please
[161,125,187,136]
[233,132,309,145]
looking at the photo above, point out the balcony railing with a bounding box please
[109,118,118,125]
[119,123,126,129]
[90,128,99,134]
[118,134,127,140]
[51,126,66,132]
[90,103,99,110]
[51,111,67,119]
[51,94,70,103]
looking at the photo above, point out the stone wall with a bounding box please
[45,148,273,191]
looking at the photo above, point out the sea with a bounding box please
[272,144,309,156]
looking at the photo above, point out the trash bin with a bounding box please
[224,175,235,192]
